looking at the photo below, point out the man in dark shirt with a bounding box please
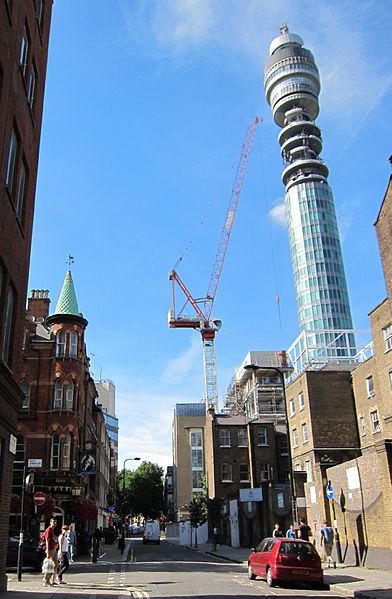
[298,518,311,541]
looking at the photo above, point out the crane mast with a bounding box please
[168,116,260,411]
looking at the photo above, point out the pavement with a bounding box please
[186,542,392,599]
[2,538,391,598]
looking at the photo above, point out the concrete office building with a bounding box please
[264,25,355,369]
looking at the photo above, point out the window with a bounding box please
[15,160,27,221]
[389,371,392,391]
[366,376,374,397]
[383,324,392,351]
[289,398,295,416]
[257,427,268,445]
[19,380,30,408]
[20,27,29,76]
[6,129,18,191]
[370,410,380,434]
[304,460,313,481]
[191,448,203,468]
[260,463,269,481]
[65,380,74,410]
[56,330,66,357]
[277,492,284,509]
[221,463,232,482]
[219,429,230,447]
[192,470,203,489]
[292,428,298,448]
[50,433,60,469]
[359,416,366,436]
[239,463,249,482]
[35,0,44,28]
[2,287,15,364]
[237,429,248,447]
[53,380,63,409]
[280,440,288,455]
[302,422,308,443]
[62,433,71,469]
[69,331,78,357]
[298,392,305,410]
[191,431,202,446]
[27,64,36,108]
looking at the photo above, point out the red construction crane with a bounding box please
[168,116,260,411]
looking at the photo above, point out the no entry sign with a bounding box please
[33,491,46,506]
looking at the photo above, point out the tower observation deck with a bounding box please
[264,25,355,360]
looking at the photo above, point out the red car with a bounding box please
[248,537,324,588]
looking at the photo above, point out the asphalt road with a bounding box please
[4,538,352,598]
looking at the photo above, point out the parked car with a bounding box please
[143,519,160,544]
[6,532,44,571]
[248,537,324,588]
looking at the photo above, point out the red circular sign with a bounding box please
[33,491,46,506]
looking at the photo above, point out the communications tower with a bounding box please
[264,25,355,360]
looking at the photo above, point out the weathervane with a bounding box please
[67,254,74,268]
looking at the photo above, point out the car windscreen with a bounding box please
[279,541,317,555]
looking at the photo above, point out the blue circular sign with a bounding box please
[326,484,334,500]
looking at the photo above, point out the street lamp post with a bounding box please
[122,457,140,519]
[244,364,298,525]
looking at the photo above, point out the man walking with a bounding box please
[320,520,336,568]
[58,525,70,584]
[42,518,57,586]
[67,524,77,563]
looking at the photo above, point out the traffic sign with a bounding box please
[33,491,46,506]
[326,483,334,500]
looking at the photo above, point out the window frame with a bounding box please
[62,433,71,470]
[15,159,27,221]
[382,324,392,352]
[237,429,248,447]
[69,331,78,357]
[289,398,295,416]
[257,426,268,446]
[19,380,30,409]
[298,392,305,411]
[370,410,380,434]
[239,463,250,482]
[50,433,60,470]
[1,286,15,364]
[260,463,269,482]
[221,463,232,482]
[19,26,29,77]
[27,62,37,109]
[56,330,66,357]
[301,422,309,443]
[219,429,231,447]
[5,129,18,192]
[292,428,298,448]
[53,380,63,410]
[366,375,375,398]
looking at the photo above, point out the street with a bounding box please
[4,538,352,599]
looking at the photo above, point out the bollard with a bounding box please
[91,537,98,563]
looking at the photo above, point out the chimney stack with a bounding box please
[27,290,50,320]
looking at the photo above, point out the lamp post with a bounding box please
[244,363,298,525]
[122,457,140,519]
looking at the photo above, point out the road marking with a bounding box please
[132,592,150,598]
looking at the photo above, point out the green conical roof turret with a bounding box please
[54,271,80,316]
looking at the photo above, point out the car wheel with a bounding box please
[248,564,256,580]
[266,568,275,587]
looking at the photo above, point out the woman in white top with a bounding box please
[58,525,70,584]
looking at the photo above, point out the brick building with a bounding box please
[325,173,392,568]
[0,1,52,590]
[11,272,111,547]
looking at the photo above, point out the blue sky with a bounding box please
[29,0,392,472]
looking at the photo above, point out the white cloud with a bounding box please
[161,335,201,384]
[268,200,287,226]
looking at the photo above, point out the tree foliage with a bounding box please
[118,461,164,520]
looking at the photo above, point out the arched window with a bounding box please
[62,433,72,470]
[50,433,60,470]
[56,330,66,357]
[19,380,30,409]
[69,332,78,357]
[53,380,63,410]
[65,380,74,410]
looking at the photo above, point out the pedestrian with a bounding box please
[67,524,77,563]
[93,527,102,556]
[272,523,284,538]
[42,518,58,587]
[212,526,220,551]
[58,525,70,584]
[298,518,311,541]
[286,524,296,539]
[320,520,336,568]
[118,530,125,554]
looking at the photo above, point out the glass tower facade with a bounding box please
[264,25,354,355]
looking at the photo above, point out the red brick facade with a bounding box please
[0,1,52,590]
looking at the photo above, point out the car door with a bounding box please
[251,538,268,576]
[259,539,276,577]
